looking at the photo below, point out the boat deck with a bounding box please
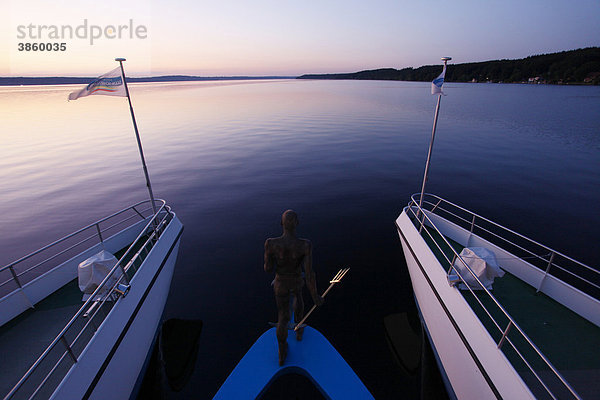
[421,225,600,399]
[0,279,82,396]
[0,243,140,397]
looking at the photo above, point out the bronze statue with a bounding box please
[264,210,323,366]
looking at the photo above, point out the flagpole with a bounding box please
[115,58,158,216]
[418,56,451,214]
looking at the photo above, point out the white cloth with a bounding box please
[78,250,121,300]
[452,247,504,290]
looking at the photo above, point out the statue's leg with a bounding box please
[275,292,289,365]
[295,288,305,340]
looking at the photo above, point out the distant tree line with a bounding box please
[298,47,600,85]
[0,75,293,86]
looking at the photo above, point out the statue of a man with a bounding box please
[264,210,323,366]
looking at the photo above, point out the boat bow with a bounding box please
[213,327,374,400]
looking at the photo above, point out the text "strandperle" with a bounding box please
[16,19,148,45]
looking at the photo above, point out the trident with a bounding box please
[294,268,350,331]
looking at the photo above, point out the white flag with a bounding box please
[431,64,446,95]
[68,67,127,101]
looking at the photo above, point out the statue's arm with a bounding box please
[304,241,323,305]
[264,239,274,273]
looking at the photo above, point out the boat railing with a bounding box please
[0,200,161,296]
[3,200,174,400]
[413,193,599,298]
[405,193,595,400]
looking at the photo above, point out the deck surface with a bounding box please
[0,279,82,396]
[0,244,136,398]
[420,224,600,399]
[213,327,374,400]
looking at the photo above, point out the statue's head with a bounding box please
[281,209,298,232]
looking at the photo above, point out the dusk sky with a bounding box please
[2,0,599,77]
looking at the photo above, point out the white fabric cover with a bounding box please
[78,250,121,300]
[452,247,504,290]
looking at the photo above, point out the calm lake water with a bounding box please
[1,79,599,399]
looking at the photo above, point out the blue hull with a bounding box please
[213,327,373,399]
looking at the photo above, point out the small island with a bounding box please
[298,47,600,85]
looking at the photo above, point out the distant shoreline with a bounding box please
[4,47,598,86]
[0,76,295,86]
[298,47,600,85]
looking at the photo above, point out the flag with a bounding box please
[431,64,446,95]
[68,67,127,100]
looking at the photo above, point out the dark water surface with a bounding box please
[1,80,599,399]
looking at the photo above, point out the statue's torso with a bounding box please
[269,237,309,276]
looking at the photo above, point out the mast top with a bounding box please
[441,57,452,62]
[115,58,126,62]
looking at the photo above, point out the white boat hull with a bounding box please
[396,210,534,400]
[50,216,183,400]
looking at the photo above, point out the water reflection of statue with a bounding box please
[264,210,323,366]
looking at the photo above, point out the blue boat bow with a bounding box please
[213,326,374,399]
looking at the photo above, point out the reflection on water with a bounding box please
[0,80,599,398]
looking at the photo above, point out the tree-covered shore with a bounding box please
[298,47,600,85]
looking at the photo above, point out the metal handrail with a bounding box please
[12,233,99,281]
[422,202,600,293]
[416,194,598,277]
[416,195,600,297]
[405,193,589,399]
[0,200,164,291]
[4,200,174,400]
[1,201,160,273]
[414,199,600,300]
